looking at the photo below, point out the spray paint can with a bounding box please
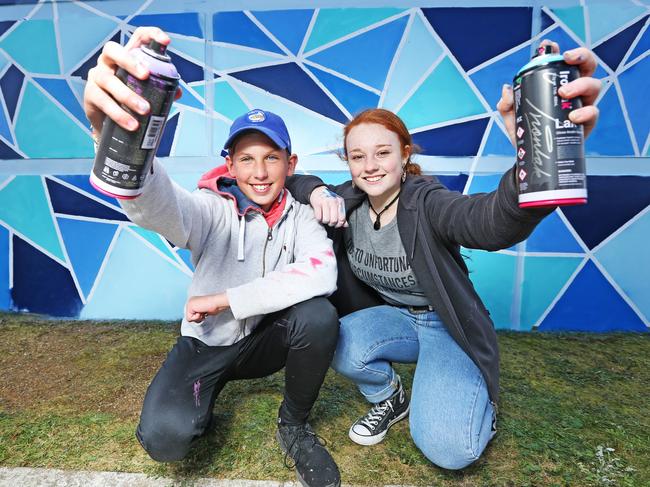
[90,40,180,199]
[513,45,587,208]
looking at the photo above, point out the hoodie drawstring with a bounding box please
[237,216,246,261]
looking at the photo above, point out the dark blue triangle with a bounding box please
[213,11,284,54]
[411,117,490,156]
[156,112,179,157]
[306,64,378,117]
[537,25,580,52]
[11,235,83,317]
[0,139,22,158]
[538,260,646,332]
[167,50,204,83]
[230,63,348,123]
[129,13,203,38]
[1,64,24,121]
[541,9,555,31]
[593,15,648,71]
[46,178,129,222]
[0,225,10,311]
[54,175,119,207]
[628,25,650,64]
[0,20,15,37]
[422,7,533,71]
[72,32,120,80]
[561,176,650,250]
[437,174,469,193]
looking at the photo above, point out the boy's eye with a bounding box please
[266,154,279,162]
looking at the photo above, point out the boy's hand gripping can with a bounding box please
[90,40,180,199]
[513,46,587,208]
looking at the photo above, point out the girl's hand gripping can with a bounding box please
[90,40,180,199]
[513,45,587,208]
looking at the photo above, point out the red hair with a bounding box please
[343,108,422,175]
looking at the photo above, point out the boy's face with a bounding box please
[225,132,297,211]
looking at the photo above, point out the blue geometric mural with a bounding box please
[0,1,648,333]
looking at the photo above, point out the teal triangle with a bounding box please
[551,6,586,42]
[0,20,59,74]
[57,217,118,299]
[34,78,87,125]
[307,16,408,90]
[596,210,650,323]
[129,226,179,263]
[79,228,191,320]
[307,65,379,116]
[0,99,13,143]
[14,82,93,157]
[398,57,487,129]
[382,13,443,111]
[588,1,647,44]
[57,2,119,73]
[482,122,513,156]
[253,10,314,55]
[585,85,635,156]
[176,247,195,272]
[521,256,583,330]
[202,81,248,120]
[176,81,205,110]
[305,8,406,53]
[525,211,584,253]
[0,176,64,262]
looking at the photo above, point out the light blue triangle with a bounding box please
[619,56,650,153]
[69,78,86,103]
[231,81,343,155]
[176,81,205,111]
[91,1,147,18]
[469,44,530,111]
[253,10,314,55]
[172,110,209,156]
[14,82,94,158]
[0,20,59,74]
[521,256,583,329]
[482,122,513,156]
[194,81,249,121]
[130,226,179,263]
[585,84,635,156]
[382,13,443,111]
[551,6,586,42]
[57,217,118,299]
[525,211,584,253]
[0,176,64,262]
[305,8,406,53]
[307,16,408,90]
[596,210,650,322]
[57,2,119,73]
[34,78,88,125]
[212,43,282,71]
[80,228,191,320]
[463,248,516,329]
[0,51,8,74]
[0,224,9,310]
[588,1,647,44]
[169,36,206,63]
[466,174,502,194]
[398,57,487,130]
[175,247,195,272]
[212,116,233,157]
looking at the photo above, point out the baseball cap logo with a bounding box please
[247,110,266,123]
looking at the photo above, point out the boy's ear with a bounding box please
[225,155,236,177]
[287,154,298,177]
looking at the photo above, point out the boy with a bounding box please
[84,28,341,487]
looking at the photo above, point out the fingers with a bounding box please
[125,26,170,51]
[99,41,150,81]
[496,84,517,147]
[538,39,560,54]
[558,76,601,107]
[570,105,599,138]
[563,47,597,77]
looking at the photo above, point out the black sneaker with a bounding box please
[276,420,341,487]
[349,377,410,446]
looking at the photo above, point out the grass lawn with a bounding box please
[0,312,648,486]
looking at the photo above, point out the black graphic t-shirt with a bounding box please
[344,199,430,307]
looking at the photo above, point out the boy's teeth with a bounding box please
[253,184,269,190]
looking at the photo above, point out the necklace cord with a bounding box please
[368,190,401,230]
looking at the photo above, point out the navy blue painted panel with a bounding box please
[541,10,555,31]
[46,178,129,222]
[538,260,647,332]
[0,139,22,159]
[594,15,648,71]
[167,50,204,83]
[231,63,348,123]
[156,112,179,157]
[11,235,83,317]
[437,174,469,193]
[72,32,120,80]
[411,117,490,156]
[1,64,24,121]
[0,20,15,37]
[129,13,203,38]
[422,7,532,71]
[628,24,650,63]
[561,176,650,250]
[213,11,284,54]
[0,224,10,310]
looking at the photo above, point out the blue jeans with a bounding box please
[332,305,496,470]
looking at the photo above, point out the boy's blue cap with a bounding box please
[221,109,292,157]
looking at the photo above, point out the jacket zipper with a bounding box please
[261,226,273,276]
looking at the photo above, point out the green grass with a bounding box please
[1,313,648,486]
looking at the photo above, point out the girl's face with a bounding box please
[345,123,408,200]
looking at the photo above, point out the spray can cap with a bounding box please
[143,39,171,62]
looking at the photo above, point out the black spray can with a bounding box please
[90,40,180,199]
[513,45,587,208]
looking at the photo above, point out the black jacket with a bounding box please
[286,167,552,403]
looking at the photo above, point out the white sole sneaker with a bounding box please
[348,404,410,446]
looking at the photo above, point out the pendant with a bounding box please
[373,217,381,230]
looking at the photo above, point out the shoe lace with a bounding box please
[359,399,394,430]
[282,425,327,469]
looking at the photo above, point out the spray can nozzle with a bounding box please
[533,44,554,58]
[144,40,171,62]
